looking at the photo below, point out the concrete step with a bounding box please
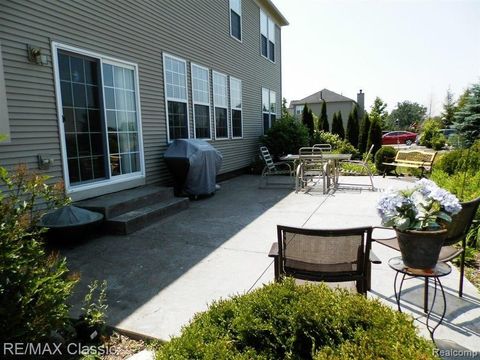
[105,197,189,235]
[76,186,173,219]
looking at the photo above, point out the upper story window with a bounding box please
[164,54,189,141]
[230,0,242,41]
[262,87,277,134]
[230,77,242,138]
[191,63,211,139]
[213,71,228,139]
[260,10,275,62]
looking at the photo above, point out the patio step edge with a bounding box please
[76,185,173,219]
[105,197,189,235]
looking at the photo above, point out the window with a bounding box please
[229,0,242,41]
[213,71,228,139]
[191,64,211,139]
[54,43,143,189]
[164,54,189,141]
[230,77,242,138]
[260,10,275,62]
[0,42,10,143]
[295,106,303,115]
[262,87,277,134]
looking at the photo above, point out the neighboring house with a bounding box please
[289,89,365,129]
[0,0,288,200]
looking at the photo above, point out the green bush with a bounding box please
[431,133,446,150]
[419,118,442,148]
[156,279,437,360]
[430,170,480,202]
[260,114,309,159]
[313,131,359,158]
[0,165,78,341]
[434,140,480,176]
[375,146,397,174]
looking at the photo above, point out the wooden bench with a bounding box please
[382,150,437,178]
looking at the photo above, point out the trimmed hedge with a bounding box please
[156,279,437,360]
[374,146,397,175]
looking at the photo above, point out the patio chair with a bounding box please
[259,146,293,187]
[296,147,329,193]
[269,225,381,295]
[338,144,375,191]
[313,143,332,153]
[375,196,480,299]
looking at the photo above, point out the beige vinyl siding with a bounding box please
[0,0,282,188]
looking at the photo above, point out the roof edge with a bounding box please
[256,0,289,26]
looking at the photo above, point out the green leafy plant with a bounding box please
[374,146,397,175]
[313,130,359,158]
[260,114,309,159]
[81,280,108,328]
[156,279,437,360]
[0,165,78,341]
[431,133,447,150]
[418,118,442,148]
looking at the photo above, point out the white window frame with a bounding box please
[191,63,212,140]
[163,52,190,143]
[213,70,229,140]
[229,0,242,42]
[260,9,275,63]
[0,41,10,143]
[51,41,145,195]
[229,76,243,139]
[262,87,278,134]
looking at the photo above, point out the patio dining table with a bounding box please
[280,153,352,192]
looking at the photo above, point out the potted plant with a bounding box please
[377,179,462,269]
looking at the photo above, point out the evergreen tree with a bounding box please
[441,88,456,127]
[320,100,329,132]
[301,104,314,144]
[358,112,370,154]
[281,97,289,117]
[331,111,345,139]
[346,106,359,147]
[367,118,383,156]
[454,83,480,147]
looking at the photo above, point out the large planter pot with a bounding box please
[396,228,448,270]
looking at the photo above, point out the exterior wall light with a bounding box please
[27,45,48,65]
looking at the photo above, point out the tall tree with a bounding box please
[332,111,345,139]
[346,107,359,147]
[386,101,427,130]
[367,118,383,156]
[301,104,314,144]
[369,97,388,129]
[454,82,480,147]
[320,100,329,132]
[358,112,370,154]
[281,97,289,117]
[456,88,472,113]
[441,88,456,127]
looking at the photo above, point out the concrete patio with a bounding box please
[62,175,480,354]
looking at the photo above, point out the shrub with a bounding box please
[0,165,78,341]
[375,146,397,175]
[434,140,480,176]
[260,114,309,159]
[358,112,371,154]
[313,131,359,158]
[431,133,446,150]
[419,118,442,148]
[156,279,437,360]
[430,170,480,202]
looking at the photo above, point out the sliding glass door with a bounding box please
[56,48,142,189]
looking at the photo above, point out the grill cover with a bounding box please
[164,139,222,196]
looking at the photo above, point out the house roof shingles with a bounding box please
[290,89,355,107]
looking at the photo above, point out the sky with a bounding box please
[273,0,480,116]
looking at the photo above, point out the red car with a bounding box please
[382,131,417,146]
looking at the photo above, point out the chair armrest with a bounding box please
[273,162,292,172]
[369,251,382,264]
[268,242,278,257]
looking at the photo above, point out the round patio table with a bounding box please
[388,256,451,342]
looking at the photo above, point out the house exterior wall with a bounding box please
[0,0,282,199]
